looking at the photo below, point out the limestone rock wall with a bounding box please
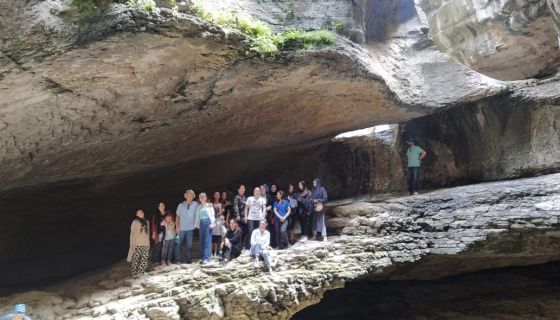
[417,0,560,80]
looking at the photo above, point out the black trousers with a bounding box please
[300,212,314,237]
[408,167,420,193]
[220,243,242,260]
[151,241,163,262]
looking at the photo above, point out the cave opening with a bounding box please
[293,261,560,320]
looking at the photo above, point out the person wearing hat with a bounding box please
[406,138,427,195]
[175,189,199,264]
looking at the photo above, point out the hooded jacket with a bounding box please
[310,178,328,203]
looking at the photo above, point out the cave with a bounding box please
[1,0,560,319]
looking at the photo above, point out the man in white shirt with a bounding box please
[244,187,267,249]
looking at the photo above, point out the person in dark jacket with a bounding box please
[297,180,313,241]
[311,178,328,242]
[286,184,299,244]
[151,202,169,263]
[219,218,243,263]
[233,184,247,245]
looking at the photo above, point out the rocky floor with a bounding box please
[0,173,559,319]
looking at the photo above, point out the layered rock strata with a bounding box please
[417,0,560,80]
[1,173,559,319]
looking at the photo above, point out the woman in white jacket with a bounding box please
[250,219,274,274]
[195,193,216,264]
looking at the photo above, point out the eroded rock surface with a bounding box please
[1,173,559,319]
[417,0,560,80]
[0,0,515,192]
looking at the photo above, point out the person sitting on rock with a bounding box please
[219,218,243,264]
[250,219,274,274]
[406,138,427,195]
[127,209,150,278]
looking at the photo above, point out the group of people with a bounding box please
[127,138,427,278]
[127,179,329,277]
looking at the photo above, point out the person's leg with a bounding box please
[174,233,181,263]
[311,211,317,238]
[166,240,174,262]
[131,247,141,278]
[300,213,308,240]
[281,219,289,248]
[139,246,150,276]
[317,213,327,241]
[231,246,241,259]
[413,167,420,192]
[205,223,212,261]
[177,230,187,263]
[186,230,194,262]
[407,167,414,194]
[199,223,206,261]
[161,240,168,264]
[260,251,271,268]
[246,220,256,249]
[273,217,281,249]
[212,239,217,256]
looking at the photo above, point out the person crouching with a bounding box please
[219,218,243,264]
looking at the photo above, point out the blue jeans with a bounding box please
[175,230,194,263]
[408,166,420,193]
[250,244,272,268]
[162,239,174,262]
[199,218,212,262]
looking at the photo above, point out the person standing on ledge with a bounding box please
[406,138,427,195]
[127,209,150,278]
[175,190,199,264]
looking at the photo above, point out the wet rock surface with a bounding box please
[1,173,559,319]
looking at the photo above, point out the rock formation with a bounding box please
[417,0,560,80]
[0,173,559,319]
[0,0,559,317]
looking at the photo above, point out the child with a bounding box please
[211,212,226,258]
[161,213,176,266]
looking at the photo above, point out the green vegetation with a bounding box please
[127,0,156,12]
[331,20,346,33]
[274,29,335,51]
[192,5,335,55]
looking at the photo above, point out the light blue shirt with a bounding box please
[177,201,199,231]
[407,145,425,167]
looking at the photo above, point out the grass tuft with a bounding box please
[274,29,335,51]
[127,0,156,12]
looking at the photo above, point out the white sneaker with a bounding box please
[323,236,328,242]
[254,259,259,268]
[268,266,274,275]
[413,192,419,195]
[300,236,308,242]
